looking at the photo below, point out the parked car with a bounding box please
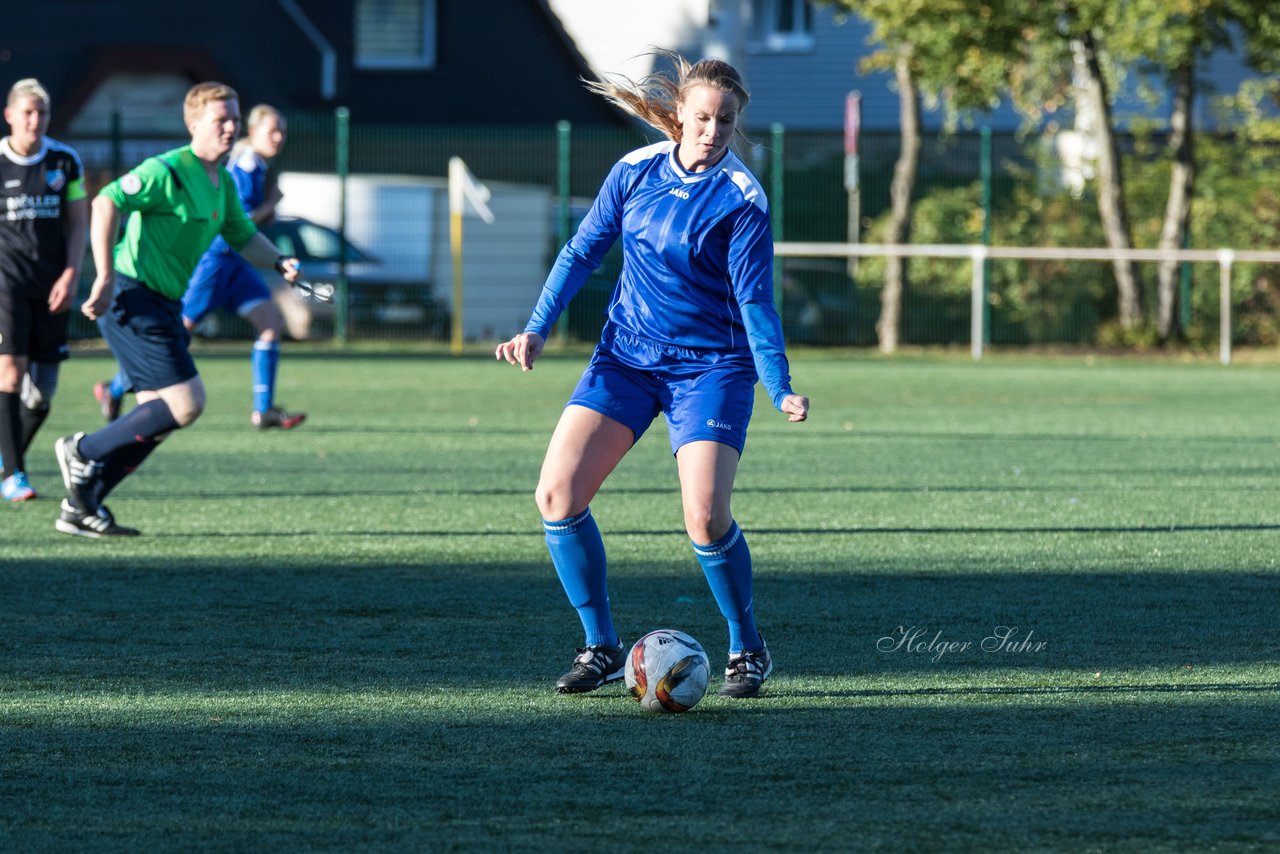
[256,216,447,340]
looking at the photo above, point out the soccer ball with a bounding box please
[625,629,711,713]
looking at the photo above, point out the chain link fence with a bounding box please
[64,115,1280,349]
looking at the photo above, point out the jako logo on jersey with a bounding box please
[706,419,732,430]
[668,187,690,200]
[46,169,66,192]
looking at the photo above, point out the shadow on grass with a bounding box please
[778,682,1280,699]
[4,556,1279,848]
[4,557,1279,685]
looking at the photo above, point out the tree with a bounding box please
[1004,3,1145,329]
[1085,0,1280,340]
[821,0,1025,352]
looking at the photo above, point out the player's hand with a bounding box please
[82,275,114,321]
[495,332,545,372]
[274,256,301,284]
[48,269,77,314]
[780,393,809,423]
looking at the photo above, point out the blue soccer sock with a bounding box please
[251,340,280,413]
[693,521,762,654]
[544,507,619,648]
[108,371,130,401]
[78,399,181,461]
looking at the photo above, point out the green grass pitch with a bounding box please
[3,345,1278,849]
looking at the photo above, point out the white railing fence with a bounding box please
[774,242,1280,364]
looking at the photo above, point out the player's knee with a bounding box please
[683,507,731,545]
[535,482,580,522]
[0,365,21,393]
[252,303,285,340]
[169,397,205,427]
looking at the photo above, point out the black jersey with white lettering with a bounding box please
[0,136,86,296]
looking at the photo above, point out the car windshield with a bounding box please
[268,220,372,264]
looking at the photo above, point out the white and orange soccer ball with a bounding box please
[625,629,711,713]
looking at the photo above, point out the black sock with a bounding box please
[0,391,22,477]
[19,403,49,455]
[79,399,181,461]
[94,436,163,505]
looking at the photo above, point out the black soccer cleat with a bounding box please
[555,643,626,694]
[719,641,773,699]
[55,432,103,515]
[55,500,140,538]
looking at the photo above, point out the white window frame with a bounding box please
[354,0,437,71]
[748,0,815,53]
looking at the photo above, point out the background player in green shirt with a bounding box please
[54,82,300,537]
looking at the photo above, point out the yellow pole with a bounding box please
[450,210,463,355]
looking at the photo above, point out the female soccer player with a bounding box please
[495,52,809,699]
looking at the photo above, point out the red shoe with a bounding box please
[252,407,308,430]
[93,381,122,422]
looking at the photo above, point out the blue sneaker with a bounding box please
[1,471,37,502]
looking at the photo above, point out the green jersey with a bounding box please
[99,145,258,300]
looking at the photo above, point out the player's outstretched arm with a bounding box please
[495,332,545,372]
[780,393,809,423]
[240,232,300,283]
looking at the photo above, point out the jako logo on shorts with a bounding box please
[706,419,732,430]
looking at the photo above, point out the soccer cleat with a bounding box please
[55,432,103,514]
[555,643,626,694]
[98,505,141,536]
[2,471,37,502]
[252,406,307,430]
[93,381,122,423]
[719,641,773,699]
[55,499,139,538]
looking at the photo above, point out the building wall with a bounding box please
[6,0,627,133]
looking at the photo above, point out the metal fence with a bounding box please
[65,114,1280,349]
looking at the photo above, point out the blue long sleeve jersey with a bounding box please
[207,143,268,256]
[524,141,795,410]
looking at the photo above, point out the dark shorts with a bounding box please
[568,332,757,455]
[98,273,198,392]
[182,251,272,324]
[0,286,71,361]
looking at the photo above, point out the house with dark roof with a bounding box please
[3,0,629,137]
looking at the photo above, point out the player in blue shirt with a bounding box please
[95,104,305,430]
[496,53,809,699]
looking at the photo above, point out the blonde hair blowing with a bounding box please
[183,81,239,126]
[7,78,50,107]
[246,103,284,132]
[582,49,750,142]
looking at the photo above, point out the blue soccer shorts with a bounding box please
[567,340,757,455]
[182,251,272,325]
[98,273,198,392]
